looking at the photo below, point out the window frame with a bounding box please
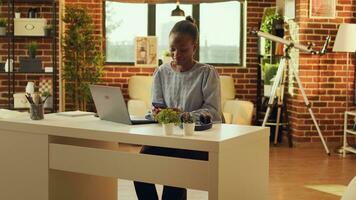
[103,1,245,67]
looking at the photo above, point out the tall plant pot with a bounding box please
[0,27,6,36]
[162,123,174,135]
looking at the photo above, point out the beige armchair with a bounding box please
[220,76,254,125]
[127,76,153,116]
[127,75,254,125]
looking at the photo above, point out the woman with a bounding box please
[134,16,221,200]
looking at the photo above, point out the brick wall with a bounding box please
[0,2,59,109]
[63,0,275,106]
[289,0,356,144]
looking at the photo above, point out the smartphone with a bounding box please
[152,102,167,109]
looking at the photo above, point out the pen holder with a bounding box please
[30,104,44,120]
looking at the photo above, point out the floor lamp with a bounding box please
[333,23,356,154]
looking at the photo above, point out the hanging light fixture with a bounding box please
[171,0,185,17]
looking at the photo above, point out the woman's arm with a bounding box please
[192,67,222,123]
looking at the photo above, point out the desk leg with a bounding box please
[0,131,49,200]
[209,132,269,200]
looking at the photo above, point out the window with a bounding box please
[156,4,192,59]
[105,2,147,62]
[200,1,242,64]
[105,1,244,66]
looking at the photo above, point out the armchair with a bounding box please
[220,76,254,125]
[127,75,254,125]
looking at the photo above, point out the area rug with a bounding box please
[304,184,347,196]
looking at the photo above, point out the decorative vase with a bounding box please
[183,123,195,136]
[162,123,174,135]
[15,12,21,18]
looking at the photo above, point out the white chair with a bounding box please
[127,76,153,116]
[341,176,356,200]
[220,76,254,125]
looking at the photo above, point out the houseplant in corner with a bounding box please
[155,108,180,135]
[62,5,104,111]
[0,18,7,36]
[27,41,38,58]
[263,63,279,97]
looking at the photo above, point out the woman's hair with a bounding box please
[169,16,199,44]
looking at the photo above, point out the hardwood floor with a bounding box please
[118,144,356,199]
[269,146,356,200]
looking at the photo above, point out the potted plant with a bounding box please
[27,41,38,58]
[0,18,7,36]
[62,6,104,111]
[263,63,279,97]
[41,90,52,108]
[155,108,180,135]
[44,24,53,36]
[180,112,195,136]
[15,8,21,18]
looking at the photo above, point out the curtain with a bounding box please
[104,0,244,4]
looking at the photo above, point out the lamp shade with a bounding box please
[333,23,356,53]
[171,5,185,16]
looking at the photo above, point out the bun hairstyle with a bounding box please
[169,16,199,44]
[185,16,195,24]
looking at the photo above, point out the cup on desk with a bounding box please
[30,103,44,120]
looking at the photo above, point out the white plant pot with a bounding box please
[42,96,53,108]
[15,12,21,18]
[183,123,195,136]
[0,27,6,36]
[264,85,272,97]
[162,123,174,135]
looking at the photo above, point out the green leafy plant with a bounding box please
[15,8,20,13]
[41,90,52,97]
[180,112,195,123]
[260,8,283,55]
[27,41,38,58]
[0,18,7,27]
[263,63,279,85]
[44,24,53,36]
[155,108,181,125]
[62,5,104,111]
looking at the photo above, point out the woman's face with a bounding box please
[169,33,197,67]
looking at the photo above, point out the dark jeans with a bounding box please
[134,146,208,200]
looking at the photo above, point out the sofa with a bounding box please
[127,75,254,125]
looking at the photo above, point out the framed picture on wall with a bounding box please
[134,36,158,67]
[309,0,336,19]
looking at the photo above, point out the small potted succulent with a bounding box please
[180,112,195,136]
[44,24,53,37]
[15,8,21,18]
[27,41,38,58]
[155,108,180,135]
[0,18,7,36]
[41,90,52,108]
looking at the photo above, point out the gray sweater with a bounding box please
[152,62,222,122]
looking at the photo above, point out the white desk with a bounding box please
[0,114,269,200]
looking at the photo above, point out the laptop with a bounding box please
[89,85,156,125]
